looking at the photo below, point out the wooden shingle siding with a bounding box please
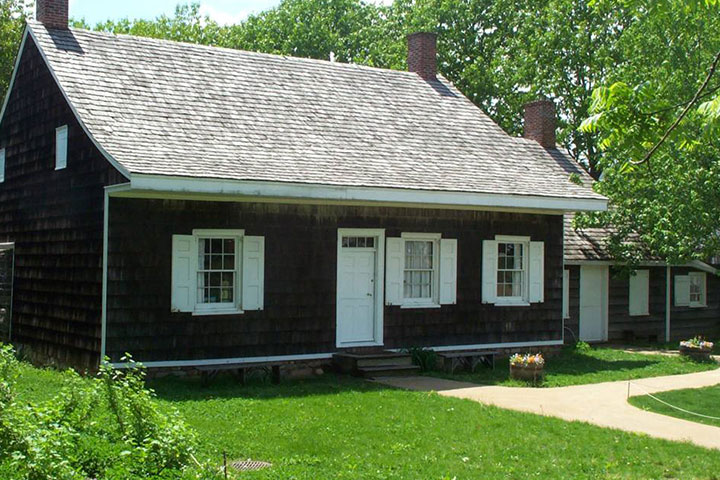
[670,267,720,341]
[0,37,126,369]
[565,265,719,343]
[606,267,666,342]
[106,199,563,363]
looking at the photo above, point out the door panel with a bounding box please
[579,266,607,342]
[337,249,376,344]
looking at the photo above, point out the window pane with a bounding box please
[197,237,238,305]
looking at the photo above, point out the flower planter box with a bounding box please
[509,364,545,383]
[679,345,712,361]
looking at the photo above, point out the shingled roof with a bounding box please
[14,22,604,206]
[564,214,616,262]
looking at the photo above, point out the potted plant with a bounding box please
[679,337,714,361]
[509,353,545,383]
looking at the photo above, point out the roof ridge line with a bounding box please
[27,19,425,78]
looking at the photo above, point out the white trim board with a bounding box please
[565,259,717,274]
[127,174,608,213]
[388,340,563,353]
[110,352,334,369]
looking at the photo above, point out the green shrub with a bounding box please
[0,345,219,480]
[406,347,438,372]
[574,341,592,353]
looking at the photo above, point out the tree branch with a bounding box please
[632,50,720,166]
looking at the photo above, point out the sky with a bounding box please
[67,0,283,26]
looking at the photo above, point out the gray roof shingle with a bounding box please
[28,22,603,202]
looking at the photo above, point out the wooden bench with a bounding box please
[196,362,282,386]
[437,350,499,374]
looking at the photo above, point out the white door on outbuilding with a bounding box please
[579,265,609,342]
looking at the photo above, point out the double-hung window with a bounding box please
[675,272,707,308]
[171,230,265,315]
[482,235,544,306]
[689,272,707,308]
[385,233,458,308]
[496,241,526,300]
[197,236,238,312]
[403,237,437,305]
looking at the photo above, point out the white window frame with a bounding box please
[494,235,530,306]
[55,125,68,170]
[192,229,244,315]
[0,148,5,183]
[400,232,441,308]
[688,271,707,308]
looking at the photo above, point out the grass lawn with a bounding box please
[423,345,718,387]
[629,385,720,428]
[15,362,720,479]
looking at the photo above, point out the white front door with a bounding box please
[336,230,385,347]
[579,265,608,342]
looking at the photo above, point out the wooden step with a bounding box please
[357,364,421,378]
[333,352,413,372]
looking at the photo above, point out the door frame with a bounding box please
[579,265,609,342]
[0,242,14,343]
[336,228,385,348]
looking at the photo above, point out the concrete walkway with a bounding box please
[376,368,720,450]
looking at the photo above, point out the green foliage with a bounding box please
[0,346,217,480]
[577,0,720,264]
[10,357,720,479]
[574,341,592,353]
[406,346,437,372]
[0,0,30,103]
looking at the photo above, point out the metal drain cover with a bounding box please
[230,459,273,472]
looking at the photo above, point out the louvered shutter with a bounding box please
[385,238,403,306]
[629,270,649,316]
[529,241,545,303]
[674,275,690,307]
[242,236,265,311]
[439,239,458,305]
[482,240,497,304]
[171,235,196,312]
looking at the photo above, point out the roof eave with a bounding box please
[113,173,609,213]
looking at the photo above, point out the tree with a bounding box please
[0,0,30,104]
[577,0,720,264]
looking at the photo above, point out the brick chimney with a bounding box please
[407,32,437,81]
[523,99,557,149]
[36,0,69,30]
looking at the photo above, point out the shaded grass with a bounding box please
[424,345,717,387]
[14,363,720,479]
[629,385,720,428]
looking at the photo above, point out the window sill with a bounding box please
[493,301,531,307]
[400,303,442,310]
[192,309,244,317]
[689,304,707,309]
[629,313,650,317]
